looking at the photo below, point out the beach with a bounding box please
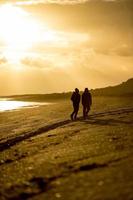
[0,96,133,200]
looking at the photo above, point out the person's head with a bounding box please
[75,88,79,93]
[84,88,89,93]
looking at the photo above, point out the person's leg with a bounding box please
[70,104,75,120]
[71,104,78,120]
[74,105,79,120]
[85,106,88,119]
[86,106,90,117]
[70,112,74,120]
[83,106,86,119]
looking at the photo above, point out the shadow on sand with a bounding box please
[0,107,133,152]
[82,117,132,126]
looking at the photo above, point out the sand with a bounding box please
[0,97,133,200]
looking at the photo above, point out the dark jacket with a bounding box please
[82,91,92,106]
[71,92,80,105]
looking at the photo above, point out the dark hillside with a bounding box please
[91,78,133,96]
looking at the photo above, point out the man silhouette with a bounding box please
[82,88,92,119]
[70,88,80,120]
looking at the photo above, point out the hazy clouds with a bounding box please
[0,0,133,94]
[0,0,124,6]
[0,56,7,65]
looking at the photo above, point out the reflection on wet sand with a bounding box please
[0,99,50,111]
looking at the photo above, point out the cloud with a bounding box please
[0,56,7,65]
[111,44,133,57]
[32,30,90,50]
[20,44,95,70]
[0,0,121,5]
[21,56,54,69]
[0,0,88,5]
[94,44,133,57]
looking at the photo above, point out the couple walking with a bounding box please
[70,88,92,120]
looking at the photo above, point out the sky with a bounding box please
[0,0,133,95]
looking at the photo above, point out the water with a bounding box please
[0,99,50,111]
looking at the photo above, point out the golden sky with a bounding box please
[0,0,133,95]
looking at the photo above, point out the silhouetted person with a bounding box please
[82,88,92,119]
[70,88,80,120]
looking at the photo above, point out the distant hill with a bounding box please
[91,78,133,96]
[0,78,133,101]
[0,93,72,102]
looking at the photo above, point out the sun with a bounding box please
[0,4,42,63]
[0,4,60,65]
[0,4,41,48]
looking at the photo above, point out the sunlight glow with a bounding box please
[0,100,51,111]
[0,4,40,49]
[0,4,43,64]
[0,4,90,68]
[0,101,33,111]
